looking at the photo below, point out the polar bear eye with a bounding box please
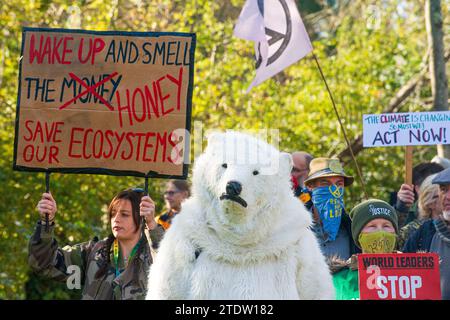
[222,163,227,169]
[253,170,259,176]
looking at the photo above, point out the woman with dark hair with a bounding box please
[28,189,164,300]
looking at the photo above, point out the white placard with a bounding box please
[363,111,450,147]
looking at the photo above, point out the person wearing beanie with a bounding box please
[350,199,399,252]
[331,199,400,300]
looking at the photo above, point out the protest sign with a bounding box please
[363,111,450,148]
[13,27,196,178]
[358,253,441,300]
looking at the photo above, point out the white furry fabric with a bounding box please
[146,131,335,300]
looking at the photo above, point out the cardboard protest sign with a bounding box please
[358,253,441,300]
[14,27,196,178]
[363,111,450,147]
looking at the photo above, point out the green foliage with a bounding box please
[0,0,447,299]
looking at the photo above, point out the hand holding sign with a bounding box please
[397,184,415,207]
[37,192,57,222]
[140,195,157,230]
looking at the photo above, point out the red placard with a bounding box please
[358,253,441,300]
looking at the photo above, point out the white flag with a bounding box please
[234,0,313,92]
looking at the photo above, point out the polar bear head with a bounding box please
[192,131,294,242]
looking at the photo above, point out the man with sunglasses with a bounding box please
[156,180,190,230]
[304,158,360,261]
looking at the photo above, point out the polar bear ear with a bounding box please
[279,152,293,177]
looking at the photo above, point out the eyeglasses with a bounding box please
[164,190,181,196]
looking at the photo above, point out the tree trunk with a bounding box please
[425,0,449,158]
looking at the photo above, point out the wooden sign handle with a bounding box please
[45,172,51,232]
[141,176,149,235]
[405,146,413,185]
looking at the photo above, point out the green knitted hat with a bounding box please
[349,199,398,248]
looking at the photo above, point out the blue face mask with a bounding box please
[312,184,345,241]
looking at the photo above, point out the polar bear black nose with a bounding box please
[226,181,242,196]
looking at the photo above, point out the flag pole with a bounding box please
[312,53,369,200]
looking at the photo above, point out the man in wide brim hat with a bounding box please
[304,158,354,188]
[302,157,359,263]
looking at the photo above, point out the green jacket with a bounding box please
[329,255,360,300]
[333,268,359,300]
[28,221,164,300]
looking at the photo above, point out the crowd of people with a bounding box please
[291,151,450,300]
[29,152,450,300]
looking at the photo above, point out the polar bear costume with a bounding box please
[146,131,334,299]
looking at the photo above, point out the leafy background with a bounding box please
[0,0,448,299]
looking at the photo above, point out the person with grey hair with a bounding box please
[397,174,441,249]
[403,167,450,299]
[395,162,444,227]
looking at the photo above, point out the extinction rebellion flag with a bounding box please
[234,0,313,91]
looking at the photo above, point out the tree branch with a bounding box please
[336,49,450,164]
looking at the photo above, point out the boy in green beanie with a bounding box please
[331,199,399,300]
